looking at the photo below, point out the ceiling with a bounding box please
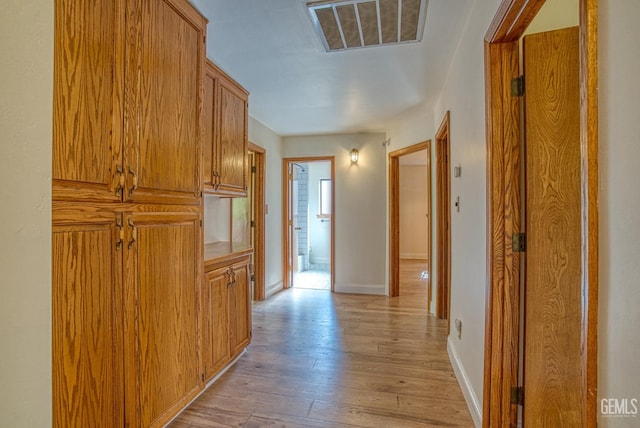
[189,0,473,137]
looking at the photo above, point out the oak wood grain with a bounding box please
[248,143,267,301]
[53,0,125,202]
[125,0,206,205]
[52,211,124,427]
[435,111,451,328]
[482,39,521,428]
[124,211,202,428]
[170,261,473,427]
[580,1,599,425]
[204,60,249,197]
[523,27,583,427]
[203,267,231,380]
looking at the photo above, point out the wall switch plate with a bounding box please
[454,164,462,177]
[455,196,460,212]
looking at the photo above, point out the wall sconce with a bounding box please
[350,148,359,163]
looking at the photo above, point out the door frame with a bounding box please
[282,157,335,291]
[482,0,598,426]
[388,140,432,306]
[248,142,266,301]
[435,112,451,331]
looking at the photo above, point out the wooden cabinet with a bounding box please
[203,267,231,380]
[53,0,206,426]
[53,210,124,428]
[54,0,206,205]
[229,259,252,356]
[124,211,202,428]
[202,250,252,382]
[203,60,249,197]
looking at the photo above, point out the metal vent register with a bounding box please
[307,0,427,52]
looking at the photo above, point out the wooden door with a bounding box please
[229,257,252,357]
[203,267,231,381]
[523,27,582,426]
[215,76,249,196]
[125,0,206,205]
[52,210,124,427]
[53,0,125,202]
[124,211,201,428]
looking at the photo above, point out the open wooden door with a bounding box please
[522,26,583,426]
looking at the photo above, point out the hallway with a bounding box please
[170,261,471,427]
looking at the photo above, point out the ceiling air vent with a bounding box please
[307,0,427,52]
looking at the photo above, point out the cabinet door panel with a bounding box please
[216,82,248,195]
[126,0,205,204]
[52,211,123,428]
[203,69,216,189]
[203,268,231,380]
[53,0,125,202]
[125,211,201,428]
[230,259,252,357]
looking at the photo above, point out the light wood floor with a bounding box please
[170,261,473,427]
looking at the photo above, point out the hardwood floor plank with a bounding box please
[170,261,473,427]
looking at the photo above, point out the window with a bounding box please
[318,178,331,218]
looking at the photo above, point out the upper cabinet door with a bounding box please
[124,0,206,205]
[217,78,249,196]
[53,0,125,202]
[203,60,249,197]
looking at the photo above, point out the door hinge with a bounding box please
[511,75,525,97]
[200,219,203,227]
[510,386,524,406]
[250,220,255,228]
[251,274,255,282]
[201,373,205,382]
[251,166,256,173]
[512,232,526,252]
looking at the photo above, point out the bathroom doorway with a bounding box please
[283,158,335,291]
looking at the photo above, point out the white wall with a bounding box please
[249,117,284,295]
[284,133,387,294]
[307,161,332,265]
[598,1,640,426]
[399,165,429,260]
[0,0,53,426]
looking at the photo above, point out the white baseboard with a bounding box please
[447,337,482,427]
[400,253,428,260]
[335,283,386,295]
[265,280,283,299]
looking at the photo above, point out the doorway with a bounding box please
[435,112,451,331]
[482,1,598,426]
[283,157,335,291]
[248,142,266,301]
[388,140,431,311]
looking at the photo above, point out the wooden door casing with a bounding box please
[52,210,124,428]
[202,65,216,189]
[124,211,201,428]
[523,27,583,426]
[203,267,231,381]
[124,0,206,205]
[53,0,125,203]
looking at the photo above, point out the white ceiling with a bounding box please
[189,0,473,137]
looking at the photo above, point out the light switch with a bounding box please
[455,196,460,212]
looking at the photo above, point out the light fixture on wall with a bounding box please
[350,148,359,163]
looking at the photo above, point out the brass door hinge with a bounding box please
[512,75,525,97]
[512,232,526,252]
[510,386,524,406]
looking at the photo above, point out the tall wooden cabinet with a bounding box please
[53,0,206,427]
[203,60,249,197]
